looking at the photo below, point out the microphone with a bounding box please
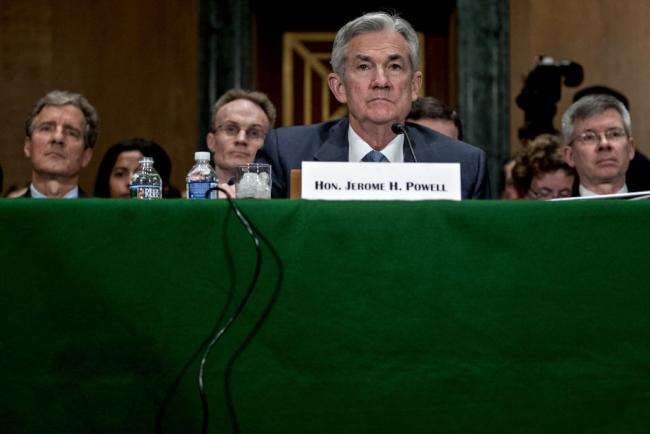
[391,123,418,163]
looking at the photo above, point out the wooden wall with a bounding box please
[0,0,198,194]
[510,0,650,156]
[5,0,649,194]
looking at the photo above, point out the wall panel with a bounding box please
[510,0,650,157]
[0,0,198,195]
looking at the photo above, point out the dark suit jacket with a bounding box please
[256,118,491,199]
[626,150,650,192]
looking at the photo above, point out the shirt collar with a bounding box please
[579,183,628,197]
[30,184,79,199]
[347,125,404,162]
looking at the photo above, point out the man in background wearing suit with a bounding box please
[206,88,276,197]
[407,96,463,141]
[17,90,98,198]
[256,11,491,199]
[562,94,635,196]
[572,85,650,192]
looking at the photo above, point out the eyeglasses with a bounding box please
[214,123,266,141]
[528,187,572,199]
[570,128,628,146]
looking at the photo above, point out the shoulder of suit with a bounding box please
[272,118,346,135]
[269,118,348,146]
[407,123,484,154]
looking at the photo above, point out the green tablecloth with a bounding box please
[1,199,649,433]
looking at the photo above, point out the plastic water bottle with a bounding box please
[130,157,162,199]
[186,151,218,199]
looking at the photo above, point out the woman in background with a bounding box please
[94,138,181,198]
[512,134,576,199]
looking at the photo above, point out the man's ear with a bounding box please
[24,137,32,158]
[411,71,423,101]
[81,148,93,168]
[328,73,347,104]
[628,136,636,160]
[563,145,576,168]
[206,132,216,153]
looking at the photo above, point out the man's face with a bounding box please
[206,99,269,177]
[564,109,635,191]
[328,31,421,130]
[24,104,92,179]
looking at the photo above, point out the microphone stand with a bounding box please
[391,123,418,162]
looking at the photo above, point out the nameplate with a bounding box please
[301,162,461,200]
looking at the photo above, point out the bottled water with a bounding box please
[130,157,163,199]
[186,151,218,199]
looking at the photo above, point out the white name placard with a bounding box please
[301,162,461,200]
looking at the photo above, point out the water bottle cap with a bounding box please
[140,157,154,164]
[195,151,211,161]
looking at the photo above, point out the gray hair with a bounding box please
[561,94,632,144]
[25,90,99,149]
[211,88,277,130]
[330,11,419,77]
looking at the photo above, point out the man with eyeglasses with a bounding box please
[561,94,635,196]
[206,89,277,191]
[13,90,98,198]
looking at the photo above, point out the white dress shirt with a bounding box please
[579,183,628,197]
[30,184,80,199]
[347,126,404,162]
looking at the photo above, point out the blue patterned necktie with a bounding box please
[362,150,389,162]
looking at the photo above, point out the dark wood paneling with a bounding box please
[251,1,457,126]
[1,0,198,194]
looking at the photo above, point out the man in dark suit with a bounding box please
[18,90,98,198]
[572,85,650,192]
[257,11,491,199]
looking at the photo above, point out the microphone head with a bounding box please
[391,123,404,134]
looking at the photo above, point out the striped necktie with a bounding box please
[362,150,389,162]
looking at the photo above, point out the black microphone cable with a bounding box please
[154,205,239,434]
[196,185,258,434]
[391,122,418,162]
[222,218,283,434]
[153,186,283,434]
[196,186,283,434]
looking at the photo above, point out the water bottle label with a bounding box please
[130,185,162,199]
[187,181,217,199]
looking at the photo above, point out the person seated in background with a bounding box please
[206,88,277,196]
[500,158,520,199]
[94,137,181,198]
[4,183,30,198]
[407,96,462,140]
[562,94,635,196]
[15,90,98,198]
[511,134,575,199]
[256,11,490,199]
[572,85,650,192]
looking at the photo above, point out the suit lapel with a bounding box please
[313,118,350,162]
[404,123,441,162]
[310,120,435,163]
[404,124,424,162]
